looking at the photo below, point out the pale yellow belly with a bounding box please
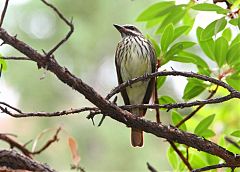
[121,50,151,105]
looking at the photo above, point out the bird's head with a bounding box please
[113,24,142,38]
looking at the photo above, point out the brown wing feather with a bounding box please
[142,41,157,115]
[115,43,130,106]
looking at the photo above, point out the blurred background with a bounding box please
[0,0,240,171]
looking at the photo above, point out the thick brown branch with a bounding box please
[0,149,56,171]
[0,134,32,157]
[0,28,240,167]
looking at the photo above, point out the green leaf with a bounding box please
[226,42,240,66]
[197,27,215,60]
[226,74,240,91]
[201,17,227,41]
[165,41,196,59]
[145,17,165,29]
[206,153,220,165]
[190,153,208,169]
[183,78,208,100]
[0,54,7,72]
[167,147,179,169]
[194,114,215,136]
[214,36,228,67]
[157,76,166,89]
[173,25,190,41]
[227,0,235,4]
[230,34,240,47]
[137,1,175,21]
[227,142,240,154]
[222,28,232,42]
[177,51,210,71]
[161,24,174,53]
[147,34,161,57]
[171,110,187,131]
[229,17,240,29]
[191,3,229,14]
[182,11,195,32]
[156,5,186,34]
[231,130,240,137]
[201,129,216,138]
[159,95,176,104]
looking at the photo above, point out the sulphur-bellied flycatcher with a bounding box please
[114,24,156,147]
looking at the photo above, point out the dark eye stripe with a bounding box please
[126,26,135,30]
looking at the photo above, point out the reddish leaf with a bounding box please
[68,137,80,166]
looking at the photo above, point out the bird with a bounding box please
[114,24,156,147]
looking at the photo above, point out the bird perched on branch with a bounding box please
[114,24,156,147]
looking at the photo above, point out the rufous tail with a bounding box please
[130,108,144,147]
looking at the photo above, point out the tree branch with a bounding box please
[0,102,98,117]
[0,127,62,157]
[168,141,193,171]
[192,163,229,172]
[41,0,74,57]
[176,85,219,127]
[147,162,158,172]
[0,0,9,28]
[106,70,237,100]
[0,149,56,171]
[0,56,32,61]
[0,11,240,170]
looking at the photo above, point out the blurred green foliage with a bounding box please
[137,0,240,171]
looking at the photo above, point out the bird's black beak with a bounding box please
[113,24,126,33]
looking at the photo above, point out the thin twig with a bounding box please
[0,92,236,118]
[169,141,193,171]
[0,102,98,117]
[0,101,22,113]
[0,56,32,61]
[31,127,61,155]
[106,71,237,101]
[0,64,2,77]
[176,85,219,127]
[154,80,160,123]
[225,137,240,150]
[0,127,62,157]
[0,0,9,27]
[191,163,230,172]
[119,93,235,110]
[41,0,74,56]
[147,162,158,172]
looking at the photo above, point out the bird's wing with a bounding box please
[115,44,130,105]
[142,41,157,106]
